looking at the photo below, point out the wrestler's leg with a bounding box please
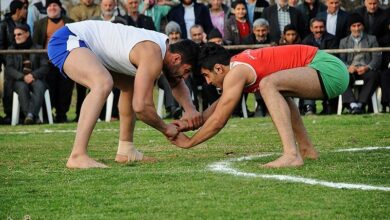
[63,48,114,168]
[286,97,319,160]
[111,73,156,163]
[259,67,323,168]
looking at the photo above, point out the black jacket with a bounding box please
[302,32,338,50]
[168,2,213,39]
[5,44,49,81]
[122,14,155,31]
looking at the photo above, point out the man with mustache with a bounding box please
[170,43,349,168]
[301,17,338,115]
[48,20,202,168]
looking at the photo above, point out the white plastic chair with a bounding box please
[11,89,53,125]
[105,91,114,122]
[337,80,379,115]
[157,88,165,118]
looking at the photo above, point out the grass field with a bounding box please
[1,114,389,219]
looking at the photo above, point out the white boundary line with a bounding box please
[0,127,156,135]
[208,146,390,191]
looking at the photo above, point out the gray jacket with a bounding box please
[339,33,381,71]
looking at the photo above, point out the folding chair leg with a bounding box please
[371,91,378,114]
[11,89,53,125]
[105,91,114,122]
[241,94,248,118]
[38,108,43,122]
[44,90,53,124]
[11,92,20,126]
[157,88,164,118]
[337,95,343,115]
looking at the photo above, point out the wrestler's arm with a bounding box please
[131,43,178,137]
[171,66,248,148]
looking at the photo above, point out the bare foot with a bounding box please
[66,154,108,169]
[115,154,157,164]
[262,154,304,168]
[300,147,319,160]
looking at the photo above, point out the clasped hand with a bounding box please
[165,110,203,148]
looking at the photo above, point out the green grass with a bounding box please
[1,114,389,219]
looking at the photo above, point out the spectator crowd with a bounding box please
[0,0,389,125]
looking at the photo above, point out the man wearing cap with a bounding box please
[5,24,49,124]
[165,21,182,44]
[33,0,75,123]
[207,28,224,45]
[339,13,381,114]
[156,21,183,119]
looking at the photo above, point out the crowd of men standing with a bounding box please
[0,0,389,125]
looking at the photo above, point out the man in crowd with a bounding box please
[339,13,381,114]
[33,0,74,123]
[301,17,338,115]
[0,0,28,124]
[6,24,49,124]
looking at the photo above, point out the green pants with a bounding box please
[309,50,349,99]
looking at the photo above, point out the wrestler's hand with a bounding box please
[181,109,203,131]
[171,120,190,132]
[170,132,191,148]
[164,123,179,140]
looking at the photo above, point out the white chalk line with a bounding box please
[208,146,390,191]
[2,127,389,191]
[0,127,156,135]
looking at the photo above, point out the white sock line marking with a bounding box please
[208,146,390,191]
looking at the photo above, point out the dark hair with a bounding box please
[14,23,30,32]
[207,28,222,40]
[309,18,326,27]
[283,24,298,34]
[198,43,230,70]
[169,39,200,68]
[231,0,247,9]
[10,0,25,15]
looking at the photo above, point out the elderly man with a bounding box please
[242,18,272,117]
[48,21,202,168]
[316,0,349,42]
[354,0,389,40]
[156,21,183,120]
[339,13,381,114]
[242,18,271,44]
[123,0,155,30]
[190,24,207,45]
[33,0,74,123]
[6,24,49,124]
[165,21,182,44]
[91,0,127,24]
[262,0,304,43]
